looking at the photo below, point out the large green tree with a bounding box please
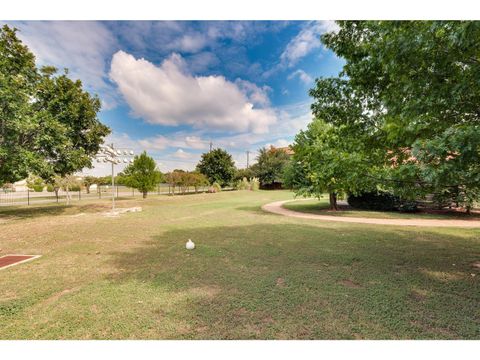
[301,21,480,211]
[251,146,290,188]
[122,151,162,198]
[196,148,236,187]
[285,119,379,209]
[0,25,110,185]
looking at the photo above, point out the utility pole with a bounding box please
[246,150,251,168]
[209,141,213,152]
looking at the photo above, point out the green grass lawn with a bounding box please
[1,190,479,339]
[283,198,480,220]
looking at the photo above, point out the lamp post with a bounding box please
[95,143,134,211]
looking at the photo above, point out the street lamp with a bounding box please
[95,143,134,211]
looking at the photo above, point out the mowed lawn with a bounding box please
[0,190,479,339]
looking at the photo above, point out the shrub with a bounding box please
[235,177,250,190]
[251,177,260,191]
[32,184,44,192]
[70,184,81,192]
[348,191,417,212]
[209,182,222,193]
[397,200,418,213]
[46,184,54,192]
[348,191,398,211]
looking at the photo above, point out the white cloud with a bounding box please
[186,51,220,73]
[172,149,192,159]
[234,79,272,107]
[265,139,291,148]
[12,21,118,109]
[138,134,209,151]
[288,69,313,84]
[174,33,208,53]
[109,51,277,133]
[280,21,338,67]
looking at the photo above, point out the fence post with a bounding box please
[79,190,81,200]
[99,187,101,199]
[56,191,59,203]
[27,188,30,205]
[157,184,160,195]
[132,188,134,197]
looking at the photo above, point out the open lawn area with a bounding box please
[1,190,479,339]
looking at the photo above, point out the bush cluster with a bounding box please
[347,191,417,213]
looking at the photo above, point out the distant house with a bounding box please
[274,146,294,156]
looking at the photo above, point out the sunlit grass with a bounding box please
[1,190,479,339]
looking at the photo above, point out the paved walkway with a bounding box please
[261,200,480,228]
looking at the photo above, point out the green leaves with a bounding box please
[196,148,236,187]
[0,25,110,185]
[250,147,290,186]
[122,151,162,198]
[298,21,480,209]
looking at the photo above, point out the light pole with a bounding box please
[95,143,134,211]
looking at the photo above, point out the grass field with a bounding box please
[283,198,480,220]
[1,190,479,339]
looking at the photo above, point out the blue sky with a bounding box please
[8,21,343,174]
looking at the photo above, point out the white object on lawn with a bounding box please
[186,239,195,250]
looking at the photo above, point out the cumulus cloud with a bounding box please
[288,69,313,84]
[109,51,277,133]
[138,134,209,151]
[172,149,192,159]
[12,21,118,109]
[280,21,339,67]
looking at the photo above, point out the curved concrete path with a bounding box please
[262,200,480,228]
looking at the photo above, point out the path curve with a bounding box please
[262,200,480,228]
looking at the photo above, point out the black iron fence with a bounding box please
[0,184,214,207]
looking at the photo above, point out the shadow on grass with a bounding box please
[0,202,118,220]
[0,204,69,220]
[108,223,480,339]
[235,205,272,215]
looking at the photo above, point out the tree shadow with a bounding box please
[0,205,69,220]
[107,223,480,339]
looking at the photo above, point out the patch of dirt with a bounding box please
[409,289,427,302]
[421,269,464,282]
[188,286,219,299]
[472,261,480,269]
[42,287,81,306]
[339,279,362,289]
[276,277,286,288]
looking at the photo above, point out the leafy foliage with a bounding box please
[290,21,480,212]
[122,151,162,198]
[26,174,45,192]
[318,21,480,211]
[196,148,235,187]
[286,118,379,209]
[250,147,290,187]
[0,25,110,185]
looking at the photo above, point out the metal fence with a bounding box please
[0,184,211,207]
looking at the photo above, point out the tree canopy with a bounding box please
[122,151,162,198]
[289,21,480,211]
[0,25,110,185]
[196,148,236,187]
[250,146,290,188]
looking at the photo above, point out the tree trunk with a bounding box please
[143,191,147,199]
[329,192,338,211]
[86,185,90,194]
